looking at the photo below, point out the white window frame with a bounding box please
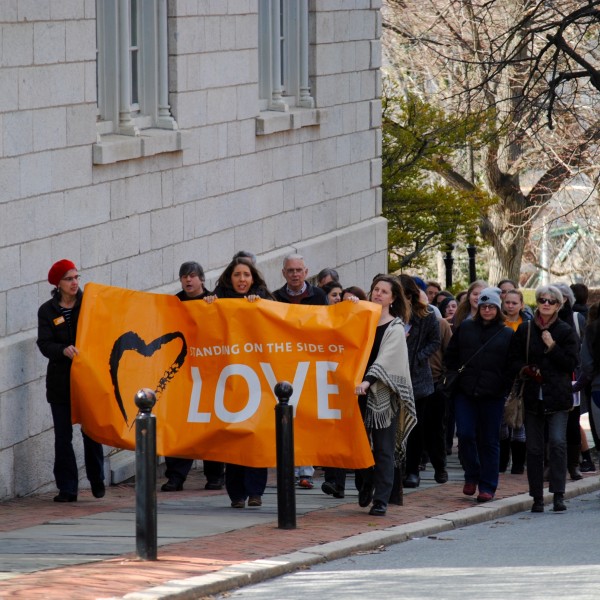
[96,0,177,137]
[258,0,314,112]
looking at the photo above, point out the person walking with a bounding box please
[207,256,274,508]
[273,254,327,489]
[509,285,579,512]
[445,288,513,503]
[499,288,531,474]
[37,260,105,502]
[161,261,225,492]
[355,275,416,516]
[398,275,441,488]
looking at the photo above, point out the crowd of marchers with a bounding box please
[37,257,600,516]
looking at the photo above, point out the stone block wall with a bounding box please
[0,0,386,499]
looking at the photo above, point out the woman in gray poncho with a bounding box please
[355,275,416,516]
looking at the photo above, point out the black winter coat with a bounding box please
[508,316,579,413]
[445,318,514,399]
[37,290,83,405]
[273,283,327,305]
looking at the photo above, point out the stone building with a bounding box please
[0,0,386,500]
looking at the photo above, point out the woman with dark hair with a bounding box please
[211,257,274,301]
[509,285,579,512]
[37,260,105,502]
[439,297,458,323]
[342,286,367,301]
[398,274,442,488]
[445,288,513,502]
[322,281,344,304]
[355,275,416,516]
[207,257,273,508]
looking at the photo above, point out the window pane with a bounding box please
[129,0,139,107]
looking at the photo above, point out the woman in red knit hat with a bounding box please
[36,260,105,502]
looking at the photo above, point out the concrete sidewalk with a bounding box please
[1,452,599,600]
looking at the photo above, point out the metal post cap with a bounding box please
[274,381,293,403]
[135,388,157,412]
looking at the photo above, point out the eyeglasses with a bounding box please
[538,297,558,305]
[61,275,81,282]
[480,304,497,310]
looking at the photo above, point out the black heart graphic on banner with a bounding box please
[108,331,187,425]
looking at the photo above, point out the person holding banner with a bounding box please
[355,275,416,517]
[273,254,328,489]
[37,260,105,503]
[209,256,274,508]
[161,261,225,493]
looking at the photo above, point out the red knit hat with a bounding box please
[48,259,76,286]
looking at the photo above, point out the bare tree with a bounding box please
[382,0,600,282]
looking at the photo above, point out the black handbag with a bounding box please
[504,321,531,429]
[437,369,460,401]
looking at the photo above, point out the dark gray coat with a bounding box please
[407,307,440,399]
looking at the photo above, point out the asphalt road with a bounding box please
[216,490,600,600]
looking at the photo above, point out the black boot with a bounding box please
[510,441,526,474]
[389,464,404,506]
[567,444,583,481]
[553,492,566,512]
[580,449,596,472]
[499,438,511,473]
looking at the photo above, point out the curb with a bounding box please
[120,477,600,599]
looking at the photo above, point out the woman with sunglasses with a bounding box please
[509,285,579,513]
[444,288,514,503]
[37,260,105,502]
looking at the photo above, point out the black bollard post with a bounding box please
[443,243,454,289]
[467,244,477,283]
[274,381,296,529]
[135,388,157,560]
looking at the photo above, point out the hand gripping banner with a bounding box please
[71,283,380,468]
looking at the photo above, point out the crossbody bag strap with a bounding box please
[458,325,507,373]
[526,320,531,364]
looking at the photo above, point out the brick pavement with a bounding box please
[0,460,597,599]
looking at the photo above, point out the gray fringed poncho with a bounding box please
[364,317,417,463]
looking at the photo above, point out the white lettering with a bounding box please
[260,361,310,417]
[214,364,261,423]
[187,367,211,423]
[316,361,340,419]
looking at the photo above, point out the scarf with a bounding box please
[364,317,417,463]
[534,309,558,331]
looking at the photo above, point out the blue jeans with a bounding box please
[454,392,504,495]
[525,409,568,497]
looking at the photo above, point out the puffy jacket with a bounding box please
[445,318,513,399]
[508,317,579,413]
[37,290,83,404]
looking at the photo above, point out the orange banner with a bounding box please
[71,283,379,468]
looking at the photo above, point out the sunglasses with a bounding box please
[538,298,558,305]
